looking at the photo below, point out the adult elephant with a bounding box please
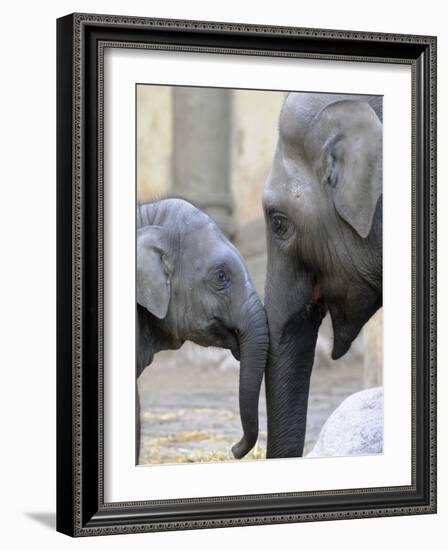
[136,198,269,463]
[263,93,383,458]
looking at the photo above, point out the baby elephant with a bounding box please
[136,198,269,463]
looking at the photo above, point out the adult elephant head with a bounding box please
[137,198,269,459]
[263,93,383,458]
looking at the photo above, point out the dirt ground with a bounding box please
[138,344,364,464]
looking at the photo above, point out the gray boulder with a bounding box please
[307,387,383,458]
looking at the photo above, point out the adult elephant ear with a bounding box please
[136,225,171,319]
[310,99,382,239]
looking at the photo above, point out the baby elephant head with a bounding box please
[137,198,269,459]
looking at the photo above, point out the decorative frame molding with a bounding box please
[56,13,437,536]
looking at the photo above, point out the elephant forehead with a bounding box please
[182,226,214,255]
[279,97,309,143]
[280,92,360,143]
[264,147,313,204]
[182,226,227,261]
[280,93,333,143]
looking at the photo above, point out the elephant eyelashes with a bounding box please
[270,213,294,240]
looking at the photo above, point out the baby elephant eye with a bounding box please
[213,268,230,290]
[271,213,293,239]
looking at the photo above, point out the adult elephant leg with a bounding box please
[265,306,321,458]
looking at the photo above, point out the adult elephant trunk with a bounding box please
[264,256,324,458]
[231,291,270,459]
[265,305,322,458]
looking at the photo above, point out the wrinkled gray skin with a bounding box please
[136,198,269,463]
[263,93,383,458]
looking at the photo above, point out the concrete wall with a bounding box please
[363,310,383,387]
[230,90,286,222]
[136,85,285,225]
[136,86,172,202]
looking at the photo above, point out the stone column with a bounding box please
[172,87,235,238]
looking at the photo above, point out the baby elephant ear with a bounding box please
[137,225,171,319]
[315,100,382,239]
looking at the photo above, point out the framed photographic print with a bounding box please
[56,13,437,536]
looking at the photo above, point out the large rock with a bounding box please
[307,387,383,457]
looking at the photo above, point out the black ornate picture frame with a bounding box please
[56,13,437,536]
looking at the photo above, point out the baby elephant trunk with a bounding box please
[232,293,269,459]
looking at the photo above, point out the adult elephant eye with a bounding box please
[271,213,293,240]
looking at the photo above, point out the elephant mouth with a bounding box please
[310,277,327,318]
[229,332,241,361]
[310,277,357,360]
[311,281,323,303]
[310,277,358,359]
[209,318,241,361]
